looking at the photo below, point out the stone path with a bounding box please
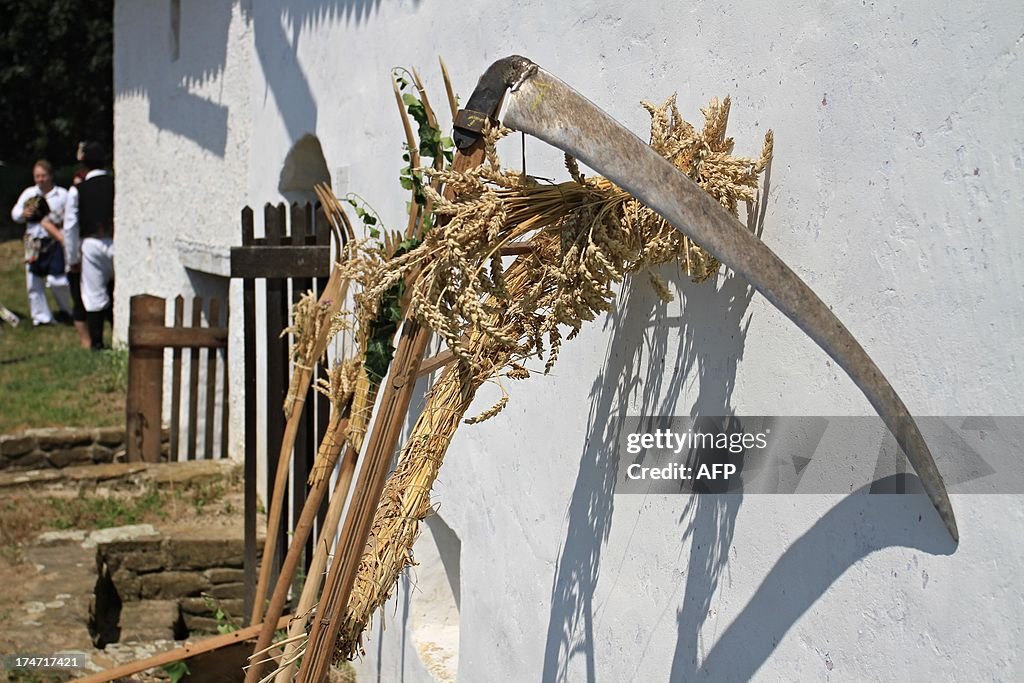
[0,459,251,680]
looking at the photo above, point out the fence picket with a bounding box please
[205,298,221,460]
[187,297,203,460]
[170,295,184,461]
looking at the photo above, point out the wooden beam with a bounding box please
[74,615,292,683]
[499,243,533,256]
[230,246,332,279]
[241,206,258,621]
[297,319,433,682]
[169,296,184,460]
[187,298,202,461]
[204,298,221,459]
[126,295,166,463]
[416,348,456,378]
[128,326,228,349]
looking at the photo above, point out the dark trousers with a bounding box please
[87,307,113,350]
[67,271,87,322]
[85,279,114,350]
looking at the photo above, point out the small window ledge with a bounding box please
[175,238,232,277]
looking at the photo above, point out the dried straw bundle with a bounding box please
[282,292,337,416]
[356,98,772,385]
[330,96,772,659]
[337,235,556,657]
[309,358,362,485]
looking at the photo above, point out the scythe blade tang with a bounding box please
[455,55,958,543]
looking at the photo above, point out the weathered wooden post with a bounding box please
[126,294,166,462]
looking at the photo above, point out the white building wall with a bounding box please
[115,1,1023,680]
[114,0,254,461]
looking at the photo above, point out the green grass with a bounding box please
[0,239,125,434]
[49,487,167,530]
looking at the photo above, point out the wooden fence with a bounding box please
[126,294,229,462]
[126,202,334,616]
[232,202,333,617]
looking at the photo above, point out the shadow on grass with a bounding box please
[0,353,38,365]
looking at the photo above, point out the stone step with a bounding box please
[0,458,240,491]
[91,524,263,644]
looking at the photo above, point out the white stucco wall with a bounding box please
[114,0,1023,680]
[115,0,254,461]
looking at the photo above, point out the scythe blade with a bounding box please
[457,56,957,542]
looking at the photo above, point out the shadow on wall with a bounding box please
[116,0,401,157]
[542,172,956,681]
[541,182,761,682]
[279,134,331,204]
[675,484,956,681]
[117,0,234,156]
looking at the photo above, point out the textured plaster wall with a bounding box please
[115,0,1023,680]
[114,0,253,461]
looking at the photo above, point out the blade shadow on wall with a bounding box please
[538,164,949,681]
[541,220,756,681]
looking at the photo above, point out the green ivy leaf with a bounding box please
[162,661,191,683]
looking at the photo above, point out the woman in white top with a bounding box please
[10,160,74,326]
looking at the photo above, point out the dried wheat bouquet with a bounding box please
[328,95,773,659]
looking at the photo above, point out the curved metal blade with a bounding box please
[500,63,957,542]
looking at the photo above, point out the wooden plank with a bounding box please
[241,207,258,621]
[314,204,332,560]
[500,243,533,256]
[417,348,456,377]
[313,262,330,564]
[128,326,228,349]
[204,298,220,460]
[290,203,311,572]
[74,615,292,683]
[315,203,331,251]
[229,245,332,279]
[169,296,184,461]
[221,303,230,460]
[299,318,433,682]
[186,297,203,461]
[251,235,318,247]
[264,203,289,584]
[126,295,166,463]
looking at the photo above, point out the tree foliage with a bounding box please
[0,0,113,165]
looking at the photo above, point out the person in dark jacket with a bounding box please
[64,141,114,349]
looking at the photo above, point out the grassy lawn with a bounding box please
[0,239,125,434]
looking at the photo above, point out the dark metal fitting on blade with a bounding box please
[453,109,493,139]
[453,55,537,149]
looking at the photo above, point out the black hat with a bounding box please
[79,141,107,165]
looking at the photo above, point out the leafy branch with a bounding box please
[343,193,383,239]
[392,67,455,235]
